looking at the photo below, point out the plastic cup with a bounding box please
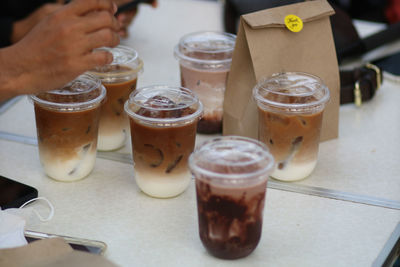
[124,85,203,198]
[31,74,106,182]
[189,136,274,259]
[89,45,143,151]
[253,72,330,181]
[174,31,236,134]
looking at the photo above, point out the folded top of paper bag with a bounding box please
[243,0,334,29]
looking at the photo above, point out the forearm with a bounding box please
[11,19,30,44]
[0,46,30,101]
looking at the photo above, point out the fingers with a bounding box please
[86,28,120,50]
[68,0,115,16]
[118,29,128,38]
[38,3,64,16]
[115,8,136,37]
[117,9,136,24]
[84,50,114,68]
[84,10,120,33]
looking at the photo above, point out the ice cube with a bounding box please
[137,95,193,119]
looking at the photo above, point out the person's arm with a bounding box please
[10,3,63,44]
[0,0,120,102]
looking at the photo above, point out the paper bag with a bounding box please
[223,0,340,141]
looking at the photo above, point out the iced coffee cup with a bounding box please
[124,85,203,198]
[89,45,143,151]
[31,74,106,182]
[174,31,236,134]
[189,136,274,259]
[253,72,330,182]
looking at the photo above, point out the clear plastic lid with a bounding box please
[124,85,203,126]
[90,45,143,82]
[174,31,236,66]
[30,73,106,111]
[253,72,330,114]
[189,136,275,187]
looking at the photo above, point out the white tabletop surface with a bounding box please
[0,0,399,266]
[1,0,399,206]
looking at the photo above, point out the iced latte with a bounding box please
[253,72,330,181]
[90,45,143,151]
[31,74,106,182]
[124,86,203,198]
[174,31,235,134]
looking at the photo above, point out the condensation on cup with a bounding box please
[124,85,203,198]
[31,74,106,182]
[174,31,236,134]
[90,45,143,151]
[253,72,330,181]
[189,136,274,259]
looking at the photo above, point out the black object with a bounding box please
[0,0,59,48]
[0,175,38,209]
[373,51,400,76]
[339,63,383,105]
[337,22,400,62]
[116,0,153,15]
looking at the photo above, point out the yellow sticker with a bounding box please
[284,14,303,33]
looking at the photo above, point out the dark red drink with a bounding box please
[189,136,274,259]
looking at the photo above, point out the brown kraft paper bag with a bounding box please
[223,0,340,141]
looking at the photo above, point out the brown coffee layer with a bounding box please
[258,108,323,167]
[130,119,197,175]
[99,78,137,135]
[34,104,100,159]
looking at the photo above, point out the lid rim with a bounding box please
[174,45,233,65]
[174,31,236,65]
[188,136,275,183]
[253,72,331,110]
[124,85,204,125]
[30,74,106,111]
[101,45,139,65]
[90,59,144,78]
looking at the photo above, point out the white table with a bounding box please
[0,0,399,266]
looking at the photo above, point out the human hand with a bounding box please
[11,3,64,44]
[0,0,120,100]
[115,0,157,38]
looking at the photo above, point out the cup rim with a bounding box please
[124,85,203,125]
[189,136,275,185]
[30,73,106,111]
[253,72,330,112]
[174,31,236,65]
[90,45,144,77]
